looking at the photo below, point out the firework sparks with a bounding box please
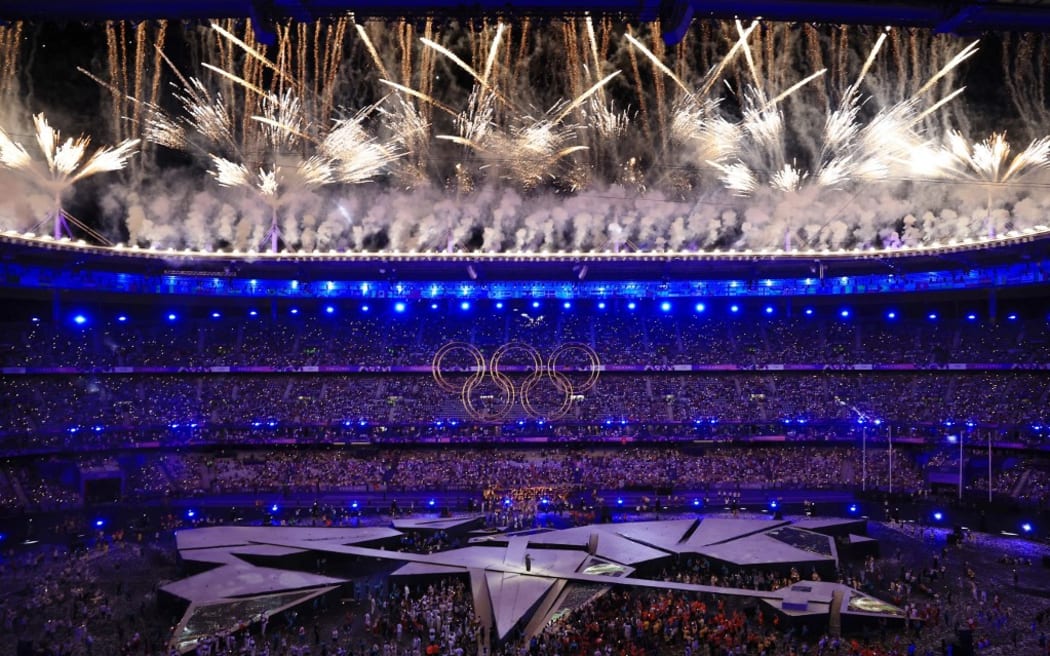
[0,113,139,239]
[0,113,139,191]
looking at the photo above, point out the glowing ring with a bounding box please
[548,343,601,393]
[432,342,485,393]
[520,367,575,420]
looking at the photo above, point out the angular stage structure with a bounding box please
[164,516,902,652]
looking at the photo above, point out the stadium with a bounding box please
[1,1,1050,655]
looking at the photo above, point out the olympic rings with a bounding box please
[431,341,601,421]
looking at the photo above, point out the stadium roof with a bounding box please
[5,1,1050,37]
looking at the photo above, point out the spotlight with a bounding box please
[627,302,637,310]
[840,308,851,318]
[730,304,740,314]
[660,301,672,312]
[167,313,177,322]
[495,302,504,309]
[1021,522,1033,533]
[290,308,299,315]
[563,301,572,310]
[460,301,471,311]
[211,311,221,319]
[598,302,607,310]
[73,314,87,325]
[351,501,359,510]
[394,302,406,313]
[804,308,814,316]
[428,499,436,507]
[249,310,259,317]
[928,312,937,320]
[361,305,370,312]
[616,497,624,506]
[886,311,897,320]
[116,315,127,323]
[695,302,706,313]
[325,305,335,314]
[967,313,977,321]
[186,509,196,519]
[94,519,105,528]
[271,504,279,513]
[764,306,774,315]
[933,511,943,521]
[848,503,859,514]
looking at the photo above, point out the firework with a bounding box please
[0,113,139,238]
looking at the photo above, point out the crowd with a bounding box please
[2,310,1049,370]
[11,443,1050,515]
[0,370,1047,451]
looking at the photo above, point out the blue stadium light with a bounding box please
[167,313,177,322]
[503,498,512,506]
[928,312,937,320]
[1021,522,1033,533]
[186,509,196,519]
[93,425,104,432]
[840,308,851,318]
[848,503,859,514]
[117,315,127,323]
[886,310,897,320]
[627,302,637,310]
[361,305,370,313]
[932,511,943,522]
[563,301,572,310]
[692,498,702,507]
[495,301,504,309]
[803,307,814,316]
[616,497,624,506]
[249,310,258,317]
[729,304,739,314]
[764,306,774,315]
[695,302,706,313]
[290,308,299,315]
[540,498,550,505]
[31,317,39,323]
[598,302,607,310]
[460,301,471,311]
[428,499,436,507]
[394,302,407,313]
[291,280,299,290]
[430,303,439,310]
[532,301,540,309]
[351,501,359,510]
[271,504,279,513]
[325,305,335,314]
[967,313,977,321]
[211,311,221,319]
[873,419,882,426]
[660,301,672,312]
[73,314,87,325]
[95,519,105,528]
[1007,313,1018,321]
